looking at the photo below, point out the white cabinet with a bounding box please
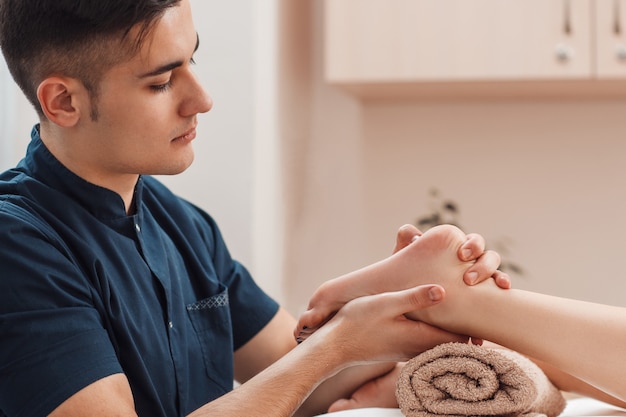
[324,0,626,98]
[595,0,626,77]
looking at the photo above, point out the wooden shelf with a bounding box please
[329,78,626,101]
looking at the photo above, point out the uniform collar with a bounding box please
[24,124,143,220]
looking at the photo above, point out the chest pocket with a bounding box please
[187,288,234,391]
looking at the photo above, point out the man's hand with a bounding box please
[308,284,473,364]
[393,224,510,288]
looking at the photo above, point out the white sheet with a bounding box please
[317,397,626,417]
[561,398,626,417]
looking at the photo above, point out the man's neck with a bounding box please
[39,122,139,215]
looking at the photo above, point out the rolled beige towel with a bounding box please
[396,342,566,417]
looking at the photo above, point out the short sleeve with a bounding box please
[227,260,280,350]
[0,208,122,417]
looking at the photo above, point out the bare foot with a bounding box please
[295,224,473,342]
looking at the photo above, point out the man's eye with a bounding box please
[150,80,172,92]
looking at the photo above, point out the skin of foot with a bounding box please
[296,224,474,341]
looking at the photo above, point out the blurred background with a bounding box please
[2,0,626,316]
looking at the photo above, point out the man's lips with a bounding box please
[172,127,197,142]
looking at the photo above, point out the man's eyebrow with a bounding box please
[138,33,200,79]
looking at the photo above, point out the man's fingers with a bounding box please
[463,250,501,285]
[460,234,511,289]
[369,285,445,318]
[458,232,486,261]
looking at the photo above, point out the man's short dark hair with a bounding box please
[0,0,181,119]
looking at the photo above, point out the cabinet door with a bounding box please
[595,0,626,78]
[325,0,592,83]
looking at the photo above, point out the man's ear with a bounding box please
[37,77,89,127]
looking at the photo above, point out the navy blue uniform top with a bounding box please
[0,126,280,417]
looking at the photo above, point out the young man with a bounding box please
[0,1,505,416]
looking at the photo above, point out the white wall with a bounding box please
[0,54,37,170]
[0,57,15,171]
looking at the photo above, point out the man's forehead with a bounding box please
[126,2,197,69]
